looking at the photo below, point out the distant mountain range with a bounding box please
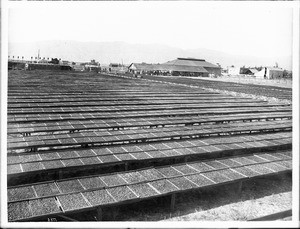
[8,41,292,70]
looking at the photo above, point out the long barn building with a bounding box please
[128,58,221,77]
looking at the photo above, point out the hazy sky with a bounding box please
[8,1,293,58]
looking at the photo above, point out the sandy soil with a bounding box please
[108,173,292,221]
[182,75,293,89]
[164,192,291,221]
[142,75,292,104]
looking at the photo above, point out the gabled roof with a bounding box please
[163,58,220,69]
[128,63,208,73]
[248,68,259,74]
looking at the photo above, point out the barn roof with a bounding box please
[159,64,208,73]
[249,68,259,74]
[163,58,220,69]
[128,63,208,73]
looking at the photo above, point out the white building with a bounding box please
[254,67,284,79]
[227,66,240,76]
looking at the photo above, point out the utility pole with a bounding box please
[38,49,40,62]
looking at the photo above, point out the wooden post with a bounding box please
[96,207,103,221]
[170,193,176,212]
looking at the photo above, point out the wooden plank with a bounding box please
[7,120,292,150]
[249,209,292,221]
[8,107,291,123]
[57,214,79,222]
[7,112,292,135]
[7,134,292,181]
[7,102,290,115]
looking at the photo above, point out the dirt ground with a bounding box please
[185,75,293,89]
[164,191,291,221]
[142,74,292,104]
[107,173,292,221]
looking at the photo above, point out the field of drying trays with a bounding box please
[7,70,292,221]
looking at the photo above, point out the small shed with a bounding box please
[128,63,154,74]
[72,65,85,71]
[109,63,126,73]
[254,67,284,79]
[227,66,240,75]
[84,64,101,72]
[240,67,259,75]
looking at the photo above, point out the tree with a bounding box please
[49,58,59,64]
[283,70,292,78]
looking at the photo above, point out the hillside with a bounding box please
[8,40,292,70]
